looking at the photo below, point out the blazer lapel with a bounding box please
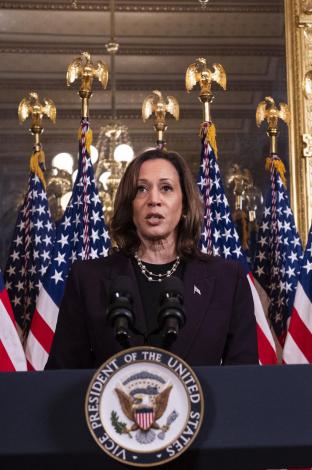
[172,259,215,359]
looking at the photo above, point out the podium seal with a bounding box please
[85,347,204,467]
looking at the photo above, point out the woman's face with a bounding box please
[132,158,183,245]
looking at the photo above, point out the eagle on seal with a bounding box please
[115,384,172,432]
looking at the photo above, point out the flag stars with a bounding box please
[62,216,71,230]
[89,247,98,259]
[91,229,100,243]
[37,205,46,216]
[255,266,265,277]
[58,234,69,248]
[288,251,298,264]
[15,280,24,291]
[223,228,232,241]
[51,270,64,285]
[91,210,101,224]
[303,260,312,274]
[12,296,21,307]
[223,246,231,258]
[7,266,16,277]
[43,234,52,246]
[10,250,19,261]
[14,235,23,246]
[233,246,242,258]
[54,252,66,266]
[258,236,268,247]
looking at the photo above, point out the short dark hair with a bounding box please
[110,148,203,258]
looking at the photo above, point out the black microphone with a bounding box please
[106,276,135,348]
[157,276,186,346]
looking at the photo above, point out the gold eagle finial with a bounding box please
[18,91,56,126]
[256,96,291,129]
[142,90,179,122]
[256,96,290,156]
[142,90,179,145]
[66,51,109,91]
[185,58,226,122]
[185,58,227,94]
[66,51,109,117]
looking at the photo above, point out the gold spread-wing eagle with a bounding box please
[18,91,56,124]
[256,96,291,127]
[142,90,179,122]
[115,385,173,430]
[185,58,227,92]
[66,51,108,89]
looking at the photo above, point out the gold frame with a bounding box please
[285,0,312,246]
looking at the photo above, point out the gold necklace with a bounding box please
[134,252,180,282]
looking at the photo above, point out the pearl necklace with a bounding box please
[134,252,180,282]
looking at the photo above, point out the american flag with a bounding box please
[283,222,312,363]
[5,150,55,343]
[0,268,27,371]
[253,157,303,347]
[198,122,277,364]
[26,118,111,370]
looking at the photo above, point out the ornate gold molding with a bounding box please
[284,0,312,245]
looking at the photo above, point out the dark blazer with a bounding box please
[45,251,258,369]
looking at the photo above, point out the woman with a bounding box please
[45,148,258,369]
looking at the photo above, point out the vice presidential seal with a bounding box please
[85,347,204,467]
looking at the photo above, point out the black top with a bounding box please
[131,257,184,345]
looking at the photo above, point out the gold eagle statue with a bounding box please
[66,51,109,91]
[115,384,172,432]
[256,96,290,129]
[185,58,227,94]
[142,90,179,123]
[18,91,56,125]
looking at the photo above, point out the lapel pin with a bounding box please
[194,285,201,295]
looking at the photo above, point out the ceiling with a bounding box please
[0,0,286,265]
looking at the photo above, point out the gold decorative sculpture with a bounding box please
[66,51,109,117]
[18,91,56,153]
[185,58,226,122]
[142,90,179,146]
[256,96,291,155]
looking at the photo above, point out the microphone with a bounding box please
[157,276,186,346]
[106,276,135,348]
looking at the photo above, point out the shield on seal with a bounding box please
[134,407,155,431]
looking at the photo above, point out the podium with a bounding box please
[0,365,312,469]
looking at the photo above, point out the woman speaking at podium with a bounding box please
[46,148,258,369]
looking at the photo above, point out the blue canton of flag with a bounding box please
[5,151,55,342]
[253,157,303,346]
[198,123,247,266]
[198,122,277,364]
[26,118,111,370]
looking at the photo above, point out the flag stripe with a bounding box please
[0,340,15,371]
[35,286,59,333]
[287,307,312,363]
[25,330,49,371]
[0,289,26,371]
[293,282,312,333]
[30,308,54,354]
[247,274,277,356]
[283,332,309,364]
